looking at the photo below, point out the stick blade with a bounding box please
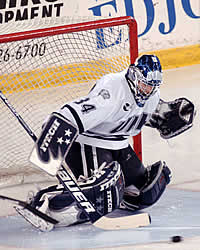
[93,213,151,230]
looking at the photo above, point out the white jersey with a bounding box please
[58,69,160,149]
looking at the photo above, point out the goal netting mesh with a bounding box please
[0,16,138,187]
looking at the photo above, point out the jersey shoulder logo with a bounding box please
[98,89,110,99]
[123,103,131,111]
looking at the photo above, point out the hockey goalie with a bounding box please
[19,54,195,231]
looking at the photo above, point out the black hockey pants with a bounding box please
[65,142,146,189]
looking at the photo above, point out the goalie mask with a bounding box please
[126,55,163,107]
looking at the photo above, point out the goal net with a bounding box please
[0,16,141,186]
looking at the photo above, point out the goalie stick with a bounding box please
[0,194,58,231]
[0,90,104,224]
[0,194,150,231]
[0,90,151,230]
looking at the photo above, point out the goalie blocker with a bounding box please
[29,112,78,176]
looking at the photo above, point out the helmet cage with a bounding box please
[126,65,161,107]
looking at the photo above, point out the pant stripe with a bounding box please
[80,143,88,177]
[92,146,99,170]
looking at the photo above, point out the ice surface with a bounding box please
[0,64,199,250]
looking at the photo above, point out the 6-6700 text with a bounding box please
[0,42,46,63]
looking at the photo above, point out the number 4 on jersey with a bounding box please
[81,104,96,114]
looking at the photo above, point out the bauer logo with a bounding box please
[0,0,64,24]
[57,167,96,213]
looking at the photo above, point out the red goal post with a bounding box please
[0,16,142,185]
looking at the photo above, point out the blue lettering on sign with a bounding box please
[88,0,117,17]
[123,0,155,37]
[138,0,154,37]
[159,0,176,35]
[96,28,122,49]
[89,0,200,38]
[123,0,134,17]
[182,0,200,18]
[89,1,121,49]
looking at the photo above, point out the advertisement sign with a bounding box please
[0,0,199,51]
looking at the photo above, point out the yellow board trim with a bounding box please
[1,44,199,93]
[0,55,129,93]
[141,44,200,70]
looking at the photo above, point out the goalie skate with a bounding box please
[15,205,55,232]
[0,194,58,232]
[15,193,58,232]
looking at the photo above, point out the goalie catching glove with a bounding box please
[20,161,124,229]
[147,97,195,139]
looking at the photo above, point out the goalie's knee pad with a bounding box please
[121,161,171,211]
[30,161,124,227]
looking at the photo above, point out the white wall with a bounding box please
[0,0,199,51]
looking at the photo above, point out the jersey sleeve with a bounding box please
[58,74,120,133]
